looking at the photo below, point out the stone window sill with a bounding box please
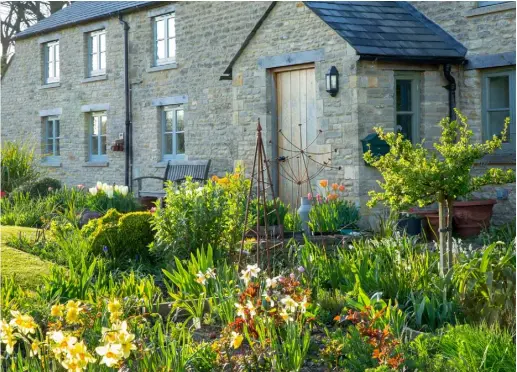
[39,82,61,90]
[83,161,109,167]
[465,2,515,17]
[41,161,62,167]
[81,74,108,83]
[146,63,177,73]
[475,153,516,165]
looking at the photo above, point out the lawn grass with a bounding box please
[1,225,54,288]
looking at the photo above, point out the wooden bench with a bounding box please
[133,159,211,199]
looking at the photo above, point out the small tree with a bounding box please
[364,110,511,275]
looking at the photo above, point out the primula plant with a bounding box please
[364,110,510,275]
[308,180,360,233]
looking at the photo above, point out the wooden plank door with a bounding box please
[275,65,322,209]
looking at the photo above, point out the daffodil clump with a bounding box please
[0,298,137,372]
[211,264,314,368]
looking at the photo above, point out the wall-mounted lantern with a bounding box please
[326,66,339,97]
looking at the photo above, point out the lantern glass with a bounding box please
[326,75,331,90]
[331,75,337,89]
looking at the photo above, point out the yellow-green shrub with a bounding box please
[82,209,154,263]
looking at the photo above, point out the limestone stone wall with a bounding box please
[231,1,360,200]
[1,2,271,187]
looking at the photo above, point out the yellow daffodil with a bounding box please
[9,310,37,335]
[205,268,216,279]
[101,327,119,344]
[50,331,78,356]
[67,341,96,367]
[107,299,122,314]
[30,341,40,357]
[51,304,65,317]
[96,343,124,367]
[263,292,275,307]
[65,301,82,324]
[231,331,243,349]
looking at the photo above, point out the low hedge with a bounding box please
[82,209,154,263]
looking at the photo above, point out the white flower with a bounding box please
[105,186,114,199]
[120,186,129,196]
[240,264,261,285]
[280,295,298,312]
[114,185,120,193]
[89,187,98,196]
[246,300,256,318]
[279,308,293,323]
[196,271,207,285]
[102,183,109,192]
[96,343,124,367]
[235,303,246,319]
[96,181,103,190]
[205,268,216,279]
[266,276,281,289]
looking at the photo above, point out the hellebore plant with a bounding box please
[364,110,510,275]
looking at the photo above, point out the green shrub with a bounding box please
[250,197,288,226]
[1,141,39,193]
[404,324,516,371]
[151,171,250,263]
[16,177,62,198]
[83,209,154,265]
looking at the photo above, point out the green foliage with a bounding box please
[284,210,302,232]
[15,177,62,198]
[471,168,516,189]
[404,324,516,372]
[150,172,249,262]
[364,111,508,210]
[453,241,516,329]
[82,209,154,265]
[479,221,516,246]
[1,141,39,193]
[309,199,360,233]
[250,197,288,226]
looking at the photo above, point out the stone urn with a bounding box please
[453,199,497,238]
[297,196,311,236]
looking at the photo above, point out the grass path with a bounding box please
[1,225,54,287]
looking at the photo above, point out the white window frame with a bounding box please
[44,41,60,84]
[394,72,420,144]
[154,12,176,66]
[89,112,108,162]
[88,29,106,77]
[162,106,185,160]
[43,116,61,161]
[482,69,516,153]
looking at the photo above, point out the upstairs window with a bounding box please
[44,41,60,84]
[482,70,516,152]
[154,13,176,66]
[88,29,106,76]
[162,106,185,160]
[395,72,420,143]
[89,112,108,161]
[43,116,61,161]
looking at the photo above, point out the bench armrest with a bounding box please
[133,176,165,182]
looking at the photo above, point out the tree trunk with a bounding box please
[446,197,454,271]
[438,194,447,277]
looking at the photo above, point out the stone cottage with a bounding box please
[1,1,515,225]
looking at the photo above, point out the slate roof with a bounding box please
[15,1,155,39]
[304,1,467,62]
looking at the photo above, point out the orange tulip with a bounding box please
[211,175,219,182]
[331,183,338,191]
[338,184,345,192]
[319,180,328,188]
[327,193,338,201]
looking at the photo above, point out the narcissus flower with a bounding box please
[263,292,275,307]
[299,296,309,313]
[231,331,243,349]
[50,331,78,356]
[240,264,261,285]
[65,301,82,324]
[9,310,37,335]
[0,320,16,354]
[246,301,257,318]
[280,296,298,312]
[30,341,40,357]
[235,303,246,320]
[51,304,65,317]
[279,309,293,323]
[96,343,123,367]
[196,271,207,285]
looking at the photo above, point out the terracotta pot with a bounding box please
[453,199,496,238]
[409,210,440,240]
